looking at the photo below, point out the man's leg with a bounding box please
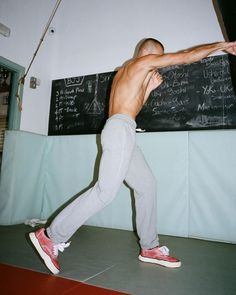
[125,145,181,268]
[125,145,159,249]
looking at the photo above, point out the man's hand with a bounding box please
[223,41,236,56]
[148,71,163,92]
[143,71,163,102]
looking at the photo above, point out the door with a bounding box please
[0,57,25,166]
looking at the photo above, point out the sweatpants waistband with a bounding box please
[107,114,137,129]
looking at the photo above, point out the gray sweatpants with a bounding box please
[47,114,159,249]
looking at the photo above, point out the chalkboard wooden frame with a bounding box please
[48,54,236,135]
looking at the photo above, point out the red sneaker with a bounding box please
[29,228,70,274]
[139,246,181,268]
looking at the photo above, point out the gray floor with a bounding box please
[0,224,236,295]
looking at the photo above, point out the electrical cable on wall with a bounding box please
[16,0,62,111]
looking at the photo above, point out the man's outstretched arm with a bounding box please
[146,41,236,69]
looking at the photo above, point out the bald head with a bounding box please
[137,38,164,57]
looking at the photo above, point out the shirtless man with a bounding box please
[29,38,236,274]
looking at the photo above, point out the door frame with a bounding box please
[0,56,25,130]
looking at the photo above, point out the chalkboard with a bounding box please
[48,54,236,135]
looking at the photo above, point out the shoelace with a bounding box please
[53,241,71,256]
[159,246,170,256]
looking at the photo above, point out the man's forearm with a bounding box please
[182,42,226,63]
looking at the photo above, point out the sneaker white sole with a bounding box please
[138,255,181,268]
[29,232,59,275]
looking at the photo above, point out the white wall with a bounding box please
[0,0,57,134]
[1,0,224,134]
[51,0,225,77]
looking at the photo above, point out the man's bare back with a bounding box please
[109,60,163,119]
[108,38,236,120]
